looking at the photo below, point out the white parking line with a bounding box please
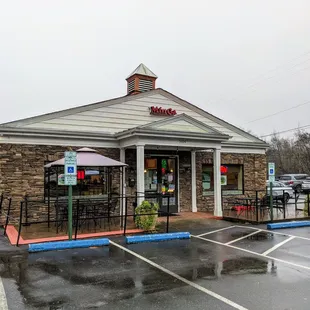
[196,225,235,237]
[225,230,262,245]
[192,235,310,272]
[234,225,310,242]
[0,278,8,310]
[262,236,295,256]
[110,240,249,310]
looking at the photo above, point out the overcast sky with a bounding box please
[1,0,310,139]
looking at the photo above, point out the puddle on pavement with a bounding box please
[0,244,274,309]
[230,230,274,241]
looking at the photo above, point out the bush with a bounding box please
[135,200,159,231]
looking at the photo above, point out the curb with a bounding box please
[267,221,310,230]
[28,238,110,253]
[126,232,190,244]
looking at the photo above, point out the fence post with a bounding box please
[269,183,273,222]
[0,194,3,214]
[307,193,310,216]
[255,191,258,223]
[166,196,170,233]
[16,201,23,246]
[74,199,79,240]
[4,198,12,236]
[24,195,28,226]
[283,190,286,219]
[47,191,50,229]
[56,197,59,234]
[123,197,128,236]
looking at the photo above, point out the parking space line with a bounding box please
[110,240,248,310]
[0,277,8,310]
[262,236,295,256]
[192,235,310,272]
[225,230,262,245]
[196,225,235,237]
[234,225,310,242]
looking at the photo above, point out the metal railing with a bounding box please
[222,188,310,224]
[7,194,175,246]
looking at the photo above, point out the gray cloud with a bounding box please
[1,0,310,139]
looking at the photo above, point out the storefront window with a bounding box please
[202,164,243,195]
[44,164,112,198]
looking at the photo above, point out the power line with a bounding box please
[260,124,310,138]
[212,49,310,105]
[245,99,310,124]
[225,60,310,105]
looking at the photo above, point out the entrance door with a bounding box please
[144,156,178,213]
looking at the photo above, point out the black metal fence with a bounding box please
[222,188,310,224]
[2,193,176,246]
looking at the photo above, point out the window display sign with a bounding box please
[220,165,228,174]
[221,175,227,186]
[58,174,65,186]
[77,170,85,180]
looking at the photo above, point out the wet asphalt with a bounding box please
[1,224,310,309]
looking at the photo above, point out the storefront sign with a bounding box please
[150,106,177,116]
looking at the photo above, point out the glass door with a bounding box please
[160,158,177,212]
[144,156,178,213]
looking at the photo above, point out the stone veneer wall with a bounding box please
[0,143,266,220]
[196,152,267,212]
[0,144,120,221]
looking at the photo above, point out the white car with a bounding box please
[302,178,310,193]
[266,181,294,203]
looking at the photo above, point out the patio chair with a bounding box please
[54,199,68,233]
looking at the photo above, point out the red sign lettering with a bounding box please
[150,106,177,116]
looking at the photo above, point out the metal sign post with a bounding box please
[64,151,77,240]
[268,162,275,221]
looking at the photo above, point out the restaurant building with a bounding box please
[0,64,268,219]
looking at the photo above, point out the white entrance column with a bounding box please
[120,148,126,219]
[136,144,145,206]
[213,147,222,217]
[191,150,197,212]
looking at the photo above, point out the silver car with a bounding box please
[266,181,294,203]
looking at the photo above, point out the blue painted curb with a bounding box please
[126,232,190,244]
[267,221,310,230]
[28,238,110,253]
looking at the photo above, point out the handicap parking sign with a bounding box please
[67,166,75,174]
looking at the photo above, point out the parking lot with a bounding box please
[2,223,310,309]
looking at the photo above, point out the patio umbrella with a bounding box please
[44,147,127,168]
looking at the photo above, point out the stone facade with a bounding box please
[196,152,267,212]
[0,144,120,221]
[0,143,267,221]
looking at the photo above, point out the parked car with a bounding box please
[302,177,310,193]
[266,181,294,203]
[277,174,309,193]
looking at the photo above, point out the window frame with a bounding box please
[202,164,244,196]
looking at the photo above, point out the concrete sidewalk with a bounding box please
[0,230,27,261]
